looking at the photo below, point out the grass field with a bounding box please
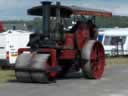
[0,57,128,83]
[0,70,15,83]
[106,57,128,64]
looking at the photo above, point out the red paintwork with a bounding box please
[73,10,112,17]
[63,34,74,49]
[18,48,29,55]
[76,24,90,49]
[90,41,105,79]
[60,49,76,59]
[60,24,89,59]
[60,34,76,59]
[0,21,4,32]
[6,51,9,60]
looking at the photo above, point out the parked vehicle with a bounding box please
[0,21,4,32]
[97,28,112,42]
[99,28,128,56]
[97,29,105,42]
[0,30,32,68]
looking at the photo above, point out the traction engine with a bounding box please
[15,1,112,83]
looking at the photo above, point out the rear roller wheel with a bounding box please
[81,40,105,79]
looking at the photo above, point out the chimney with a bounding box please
[41,1,51,37]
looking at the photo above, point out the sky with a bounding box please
[0,0,128,20]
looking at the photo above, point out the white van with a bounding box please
[0,30,32,68]
[100,28,128,56]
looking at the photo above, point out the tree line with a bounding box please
[2,16,128,31]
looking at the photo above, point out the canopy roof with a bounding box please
[27,4,112,17]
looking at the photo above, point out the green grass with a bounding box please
[0,70,15,83]
[106,57,128,65]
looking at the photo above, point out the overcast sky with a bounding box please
[0,0,128,20]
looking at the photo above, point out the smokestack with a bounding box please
[41,1,51,37]
[55,2,61,40]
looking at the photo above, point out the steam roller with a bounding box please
[15,1,112,83]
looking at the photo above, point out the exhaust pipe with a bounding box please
[41,1,51,38]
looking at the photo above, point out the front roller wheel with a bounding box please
[81,40,105,79]
[31,54,50,83]
[15,53,32,82]
[31,72,49,83]
[15,53,50,83]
